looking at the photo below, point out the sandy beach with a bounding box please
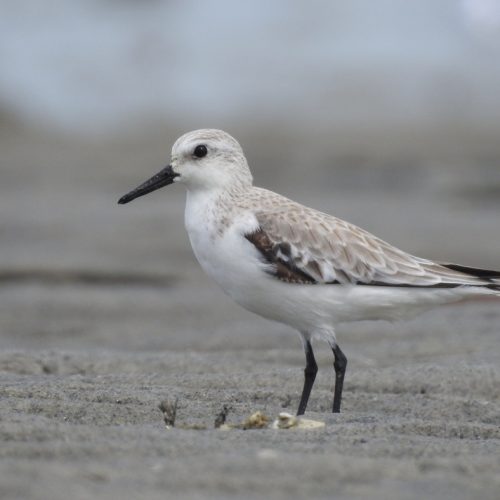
[1,123,500,499]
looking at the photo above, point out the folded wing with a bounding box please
[244,206,500,289]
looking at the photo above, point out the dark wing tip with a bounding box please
[441,263,500,281]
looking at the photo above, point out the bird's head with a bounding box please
[118,129,252,204]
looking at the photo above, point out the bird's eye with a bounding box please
[193,144,208,158]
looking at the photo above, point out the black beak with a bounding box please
[118,165,179,204]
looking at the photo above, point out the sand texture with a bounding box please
[1,125,500,499]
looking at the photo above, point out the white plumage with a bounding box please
[119,128,500,415]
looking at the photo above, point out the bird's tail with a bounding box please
[442,263,500,292]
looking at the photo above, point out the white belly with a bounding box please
[185,211,336,335]
[185,191,308,327]
[183,191,483,339]
[184,190,263,300]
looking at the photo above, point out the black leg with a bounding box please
[332,344,347,413]
[296,340,318,416]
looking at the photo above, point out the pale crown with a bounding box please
[170,129,253,191]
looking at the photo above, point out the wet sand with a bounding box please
[1,124,499,499]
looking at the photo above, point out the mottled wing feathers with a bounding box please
[245,229,318,284]
[244,204,500,289]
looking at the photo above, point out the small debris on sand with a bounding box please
[219,411,324,430]
[271,412,325,430]
[214,405,231,428]
[158,398,178,428]
[159,404,325,431]
[216,411,269,431]
[241,411,269,430]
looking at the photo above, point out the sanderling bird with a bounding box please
[119,129,500,415]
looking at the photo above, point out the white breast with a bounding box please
[183,190,484,342]
[184,190,262,293]
[184,192,329,333]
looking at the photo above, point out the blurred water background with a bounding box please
[2,0,500,137]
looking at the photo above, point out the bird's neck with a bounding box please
[184,185,251,238]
